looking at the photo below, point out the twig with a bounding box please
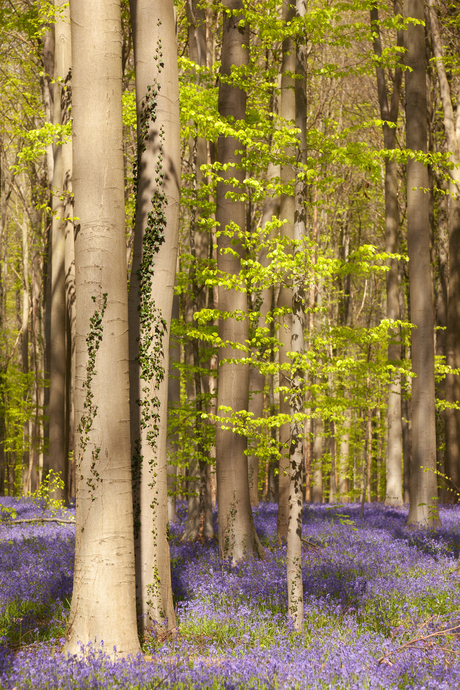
[378,623,460,665]
[301,538,321,550]
[2,517,75,525]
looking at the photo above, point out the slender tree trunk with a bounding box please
[41,27,55,485]
[311,416,323,502]
[436,201,448,500]
[248,163,280,506]
[405,0,439,527]
[21,221,30,494]
[184,1,214,538]
[277,0,296,542]
[329,424,337,503]
[286,0,306,629]
[60,20,75,503]
[0,172,5,495]
[167,294,179,523]
[371,2,403,505]
[429,0,460,501]
[216,0,262,561]
[64,0,140,656]
[129,0,180,630]
[47,0,71,502]
[338,409,350,501]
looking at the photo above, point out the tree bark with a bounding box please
[47,0,72,502]
[405,0,439,527]
[338,409,350,501]
[248,162,280,506]
[311,416,323,502]
[129,0,180,630]
[371,1,403,505]
[183,0,214,539]
[167,294,179,523]
[277,0,296,542]
[21,220,30,494]
[428,0,460,501]
[216,0,262,561]
[64,0,140,656]
[287,0,306,630]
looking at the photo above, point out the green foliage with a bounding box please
[29,469,73,520]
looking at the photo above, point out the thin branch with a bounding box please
[378,623,460,665]
[2,517,75,525]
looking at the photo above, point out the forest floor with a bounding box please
[1,497,460,688]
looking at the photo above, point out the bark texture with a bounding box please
[216,0,262,561]
[248,163,280,506]
[277,0,296,541]
[405,0,439,527]
[183,0,214,540]
[129,0,180,630]
[429,0,460,501]
[48,0,72,502]
[286,0,306,631]
[64,0,140,656]
[371,1,403,505]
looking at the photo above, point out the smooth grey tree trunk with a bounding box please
[277,0,296,542]
[167,294,180,523]
[405,0,439,527]
[429,0,460,501]
[183,0,214,539]
[338,409,350,501]
[311,416,323,502]
[129,0,180,630]
[248,162,280,506]
[48,0,72,502]
[64,0,140,657]
[216,0,263,561]
[286,0,306,630]
[21,220,30,494]
[41,27,54,485]
[371,1,403,505]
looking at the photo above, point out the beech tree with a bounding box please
[405,0,439,527]
[215,0,262,561]
[48,0,73,502]
[370,0,403,506]
[286,0,307,632]
[428,0,460,501]
[128,0,180,630]
[277,0,296,543]
[64,0,140,656]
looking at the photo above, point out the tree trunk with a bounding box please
[277,0,296,542]
[311,416,323,502]
[329,423,337,503]
[64,0,140,656]
[371,2,403,505]
[129,0,180,630]
[435,200,448,501]
[21,220,30,495]
[405,0,439,527]
[47,0,71,502]
[216,0,262,561]
[41,27,55,486]
[286,0,306,629]
[167,294,180,523]
[428,0,460,501]
[183,0,214,538]
[338,409,350,501]
[248,162,280,506]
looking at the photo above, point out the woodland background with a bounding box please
[0,0,458,512]
[2,0,460,682]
